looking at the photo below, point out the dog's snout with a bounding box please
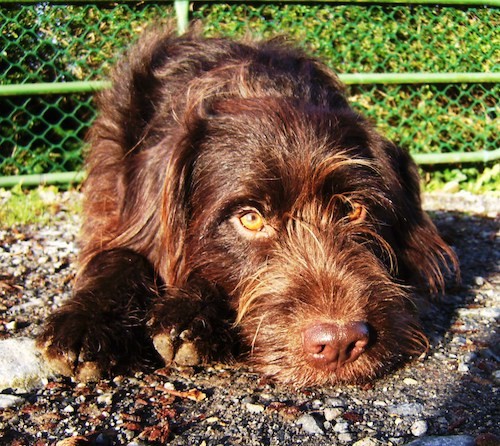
[302,321,370,370]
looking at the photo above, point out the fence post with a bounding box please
[174,0,190,34]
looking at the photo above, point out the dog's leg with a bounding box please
[148,282,238,367]
[37,249,161,381]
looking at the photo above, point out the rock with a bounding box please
[324,407,343,421]
[245,402,265,413]
[62,404,75,413]
[297,414,324,435]
[388,402,424,417]
[97,393,114,405]
[0,394,25,409]
[411,419,428,437]
[353,437,379,446]
[406,435,475,446]
[456,307,500,319]
[474,276,485,286]
[403,378,419,386]
[0,337,54,391]
[324,397,345,407]
[492,370,500,385]
[338,433,353,443]
[332,421,350,433]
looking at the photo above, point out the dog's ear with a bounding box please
[382,140,459,294]
[159,116,207,287]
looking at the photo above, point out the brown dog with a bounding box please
[38,26,458,387]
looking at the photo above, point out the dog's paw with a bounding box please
[36,310,106,381]
[151,314,218,367]
[152,328,201,367]
[149,293,238,368]
[37,299,156,381]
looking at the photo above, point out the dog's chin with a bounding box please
[254,355,383,388]
[249,341,414,388]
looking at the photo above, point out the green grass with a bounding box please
[0,184,81,228]
[420,164,500,194]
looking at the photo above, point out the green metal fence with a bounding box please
[0,0,499,187]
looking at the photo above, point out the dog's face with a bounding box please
[159,96,453,386]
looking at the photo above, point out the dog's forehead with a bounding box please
[190,104,381,213]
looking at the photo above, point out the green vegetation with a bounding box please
[0,185,81,228]
[0,2,498,191]
[421,164,500,194]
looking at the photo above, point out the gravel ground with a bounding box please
[0,191,498,446]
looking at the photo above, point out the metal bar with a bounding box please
[1,72,498,97]
[2,149,500,188]
[0,171,86,188]
[1,0,499,6]
[0,81,110,97]
[340,72,500,85]
[413,149,500,165]
[174,0,190,34]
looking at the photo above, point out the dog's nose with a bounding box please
[302,321,370,370]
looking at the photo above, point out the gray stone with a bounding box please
[0,394,24,409]
[352,438,379,446]
[410,419,428,437]
[297,414,325,435]
[406,435,475,446]
[245,402,265,414]
[388,402,424,417]
[0,337,54,391]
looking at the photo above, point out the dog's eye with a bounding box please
[347,203,366,223]
[239,211,265,232]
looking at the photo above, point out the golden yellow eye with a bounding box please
[239,211,265,232]
[348,203,366,222]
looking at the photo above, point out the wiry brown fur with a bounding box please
[37,25,458,387]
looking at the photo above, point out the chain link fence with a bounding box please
[0,1,498,185]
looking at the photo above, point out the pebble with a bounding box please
[474,276,485,286]
[0,394,25,409]
[311,399,323,409]
[403,378,419,386]
[332,421,350,433]
[324,407,343,421]
[241,395,254,404]
[245,402,265,413]
[205,417,219,423]
[353,438,379,446]
[492,370,500,385]
[97,393,113,405]
[297,414,325,435]
[338,433,354,443]
[388,402,424,417]
[411,420,428,437]
[456,307,500,319]
[406,435,475,446]
[62,404,75,413]
[5,321,16,331]
[324,397,345,407]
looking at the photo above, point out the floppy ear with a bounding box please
[159,115,207,287]
[382,140,459,294]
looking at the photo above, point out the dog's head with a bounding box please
[156,92,457,386]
